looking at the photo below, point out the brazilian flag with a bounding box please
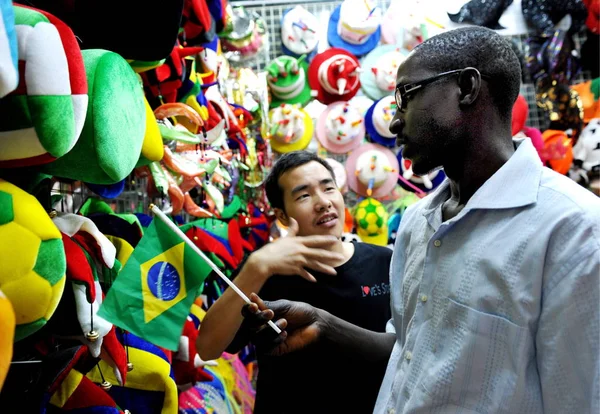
[98,218,211,350]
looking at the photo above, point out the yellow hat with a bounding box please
[266,104,314,153]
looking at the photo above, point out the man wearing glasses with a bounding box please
[250,26,600,413]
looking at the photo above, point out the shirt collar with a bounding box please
[422,138,543,214]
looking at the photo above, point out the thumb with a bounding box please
[286,217,299,237]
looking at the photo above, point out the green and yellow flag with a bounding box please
[98,217,211,350]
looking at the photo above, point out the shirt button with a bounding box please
[405,351,412,361]
[433,239,442,247]
[421,294,428,302]
[388,409,396,414]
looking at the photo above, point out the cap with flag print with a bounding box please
[98,215,212,351]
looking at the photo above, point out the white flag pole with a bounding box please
[149,204,281,334]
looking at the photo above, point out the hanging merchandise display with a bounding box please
[308,47,362,104]
[364,95,398,148]
[0,0,597,411]
[327,0,383,57]
[281,5,320,61]
[345,143,399,198]
[315,101,365,154]
[360,45,408,100]
[266,55,312,108]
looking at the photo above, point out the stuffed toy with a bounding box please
[42,49,146,184]
[0,4,87,168]
[0,288,15,391]
[0,179,66,341]
[0,0,18,98]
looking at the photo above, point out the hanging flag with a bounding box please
[98,217,211,351]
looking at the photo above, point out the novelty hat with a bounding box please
[365,95,397,148]
[266,55,312,108]
[0,0,17,98]
[281,6,320,61]
[0,4,88,168]
[43,49,146,184]
[349,95,375,116]
[512,94,529,136]
[354,197,389,246]
[346,143,399,198]
[316,101,365,154]
[327,0,382,57]
[360,45,408,100]
[324,157,348,193]
[220,7,266,62]
[267,104,314,153]
[396,149,446,193]
[308,48,361,105]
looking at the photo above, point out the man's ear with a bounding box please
[458,67,482,106]
[274,208,289,226]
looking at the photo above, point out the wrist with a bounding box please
[317,308,335,341]
[245,253,269,282]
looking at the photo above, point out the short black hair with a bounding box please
[265,151,336,212]
[413,26,521,119]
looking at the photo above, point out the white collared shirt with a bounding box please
[375,138,600,414]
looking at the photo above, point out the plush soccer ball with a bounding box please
[0,179,66,341]
[354,197,387,236]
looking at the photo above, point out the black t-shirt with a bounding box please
[252,241,393,414]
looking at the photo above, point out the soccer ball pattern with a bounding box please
[0,179,66,341]
[355,197,387,236]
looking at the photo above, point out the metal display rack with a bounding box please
[230,0,592,132]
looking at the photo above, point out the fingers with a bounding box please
[304,261,336,276]
[249,292,269,311]
[301,235,339,248]
[299,269,317,283]
[254,318,288,349]
[286,217,299,237]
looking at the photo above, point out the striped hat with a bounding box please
[0,4,87,167]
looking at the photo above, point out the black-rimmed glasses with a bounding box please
[395,68,488,112]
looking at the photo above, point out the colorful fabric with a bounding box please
[42,49,146,184]
[0,179,66,341]
[0,289,14,390]
[98,217,211,351]
[87,332,178,414]
[0,0,18,98]
[0,5,86,167]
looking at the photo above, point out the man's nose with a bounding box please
[389,112,404,135]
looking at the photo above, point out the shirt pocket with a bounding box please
[418,298,532,413]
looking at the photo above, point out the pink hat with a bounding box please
[308,48,361,105]
[345,143,399,198]
[316,102,365,154]
[324,158,348,193]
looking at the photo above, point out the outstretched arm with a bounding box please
[264,297,395,363]
[196,219,343,361]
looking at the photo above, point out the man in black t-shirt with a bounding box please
[197,151,392,413]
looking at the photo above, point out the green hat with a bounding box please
[43,49,146,184]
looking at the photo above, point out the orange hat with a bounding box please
[541,130,573,175]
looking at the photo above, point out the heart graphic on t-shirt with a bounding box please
[362,286,370,295]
